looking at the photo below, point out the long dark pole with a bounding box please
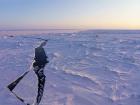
[7,71,29,91]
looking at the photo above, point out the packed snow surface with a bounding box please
[0,30,140,105]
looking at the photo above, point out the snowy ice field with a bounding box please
[0,30,140,105]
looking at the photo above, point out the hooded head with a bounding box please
[40,40,48,47]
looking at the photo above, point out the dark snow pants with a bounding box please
[33,67,46,105]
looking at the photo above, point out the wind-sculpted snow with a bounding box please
[0,30,140,105]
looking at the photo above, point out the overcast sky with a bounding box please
[0,0,140,29]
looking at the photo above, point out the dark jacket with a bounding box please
[33,47,49,68]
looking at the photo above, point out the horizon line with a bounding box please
[0,28,140,31]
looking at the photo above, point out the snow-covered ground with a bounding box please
[0,30,140,105]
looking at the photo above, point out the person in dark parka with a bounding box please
[33,40,49,105]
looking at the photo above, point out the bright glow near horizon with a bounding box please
[0,0,140,29]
